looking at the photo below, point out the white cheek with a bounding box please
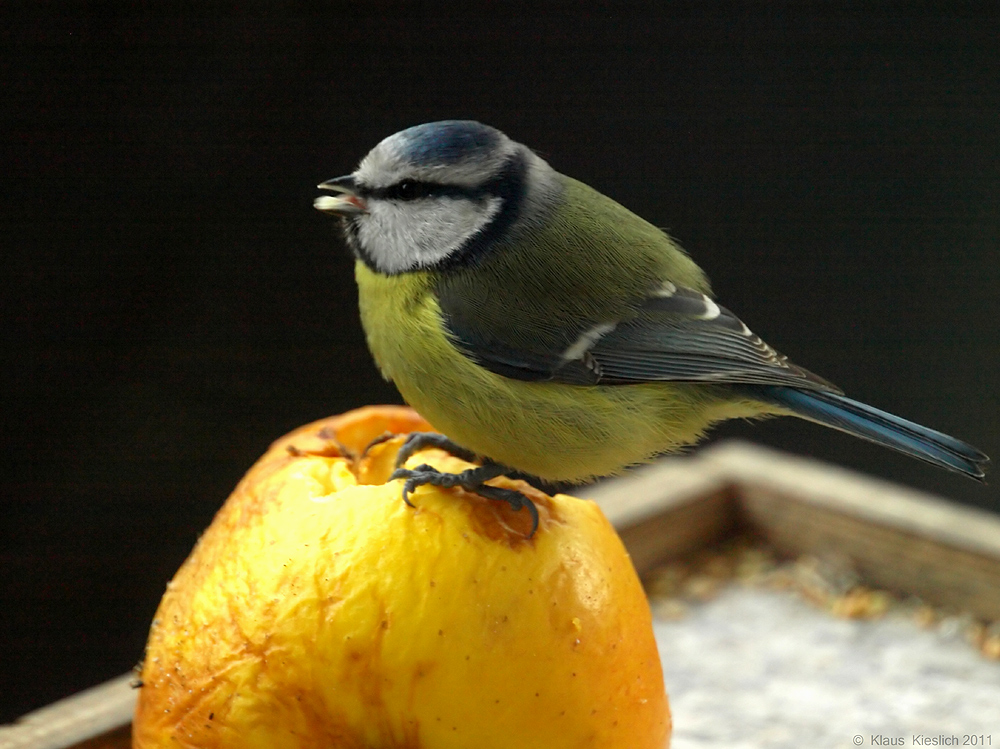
[358,197,501,273]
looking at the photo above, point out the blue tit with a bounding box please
[315,120,987,531]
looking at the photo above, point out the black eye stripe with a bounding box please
[385,179,430,201]
[361,179,494,202]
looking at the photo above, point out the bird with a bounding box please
[314,120,988,533]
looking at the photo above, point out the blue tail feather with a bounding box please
[752,386,989,481]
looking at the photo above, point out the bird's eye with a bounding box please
[393,180,429,201]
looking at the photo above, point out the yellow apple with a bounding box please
[133,406,669,748]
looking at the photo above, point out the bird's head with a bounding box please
[315,121,562,274]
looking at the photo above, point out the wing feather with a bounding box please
[441,283,840,393]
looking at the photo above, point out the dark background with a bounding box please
[3,2,998,721]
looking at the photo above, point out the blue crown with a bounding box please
[396,120,503,166]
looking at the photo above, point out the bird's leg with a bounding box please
[391,433,540,537]
[394,431,480,466]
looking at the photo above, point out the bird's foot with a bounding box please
[390,435,540,537]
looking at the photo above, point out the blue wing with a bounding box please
[439,282,988,480]
[442,283,840,392]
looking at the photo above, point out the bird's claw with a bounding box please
[389,462,540,538]
[389,463,439,508]
[473,483,540,537]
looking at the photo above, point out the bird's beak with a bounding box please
[314,175,368,215]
